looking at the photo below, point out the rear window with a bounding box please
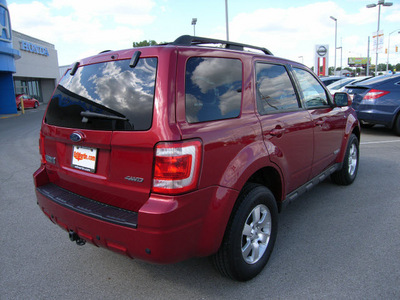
[45,58,157,131]
[355,74,400,86]
[185,57,242,123]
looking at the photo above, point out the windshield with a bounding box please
[45,58,157,131]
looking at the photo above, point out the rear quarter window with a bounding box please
[185,57,242,123]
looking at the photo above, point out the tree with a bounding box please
[132,40,158,47]
[377,63,386,72]
[384,63,400,73]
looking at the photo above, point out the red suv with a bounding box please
[33,36,360,281]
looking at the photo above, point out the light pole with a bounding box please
[330,16,337,75]
[191,18,197,36]
[225,0,229,41]
[337,46,343,75]
[386,29,400,72]
[367,0,393,75]
[367,36,370,76]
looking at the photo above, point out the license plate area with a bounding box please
[72,145,98,173]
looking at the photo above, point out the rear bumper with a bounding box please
[354,104,397,127]
[33,165,238,264]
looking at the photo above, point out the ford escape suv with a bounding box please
[34,35,360,281]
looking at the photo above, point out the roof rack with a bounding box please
[171,35,273,55]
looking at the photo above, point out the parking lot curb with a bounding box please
[0,113,21,119]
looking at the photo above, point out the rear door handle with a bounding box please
[269,128,285,137]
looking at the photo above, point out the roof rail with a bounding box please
[171,35,273,55]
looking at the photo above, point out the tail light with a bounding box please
[363,89,390,100]
[152,140,202,195]
[39,132,46,164]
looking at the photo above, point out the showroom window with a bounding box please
[14,79,42,102]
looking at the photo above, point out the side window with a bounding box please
[185,57,242,123]
[292,68,329,108]
[256,63,299,115]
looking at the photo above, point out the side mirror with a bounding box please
[333,92,352,107]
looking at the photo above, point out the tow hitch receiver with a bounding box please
[69,230,86,246]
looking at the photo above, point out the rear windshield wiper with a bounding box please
[80,111,128,122]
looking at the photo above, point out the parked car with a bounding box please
[33,35,360,281]
[327,78,357,94]
[319,76,344,86]
[327,76,372,95]
[15,94,40,110]
[345,74,400,134]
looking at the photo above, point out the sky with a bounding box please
[7,0,400,69]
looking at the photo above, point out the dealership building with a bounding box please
[12,30,59,104]
[1,0,59,115]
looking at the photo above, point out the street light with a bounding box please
[386,29,400,72]
[337,46,343,75]
[330,16,337,74]
[225,0,229,41]
[191,18,197,36]
[367,0,393,75]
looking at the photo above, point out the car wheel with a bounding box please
[212,183,278,281]
[394,114,400,136]
[34,102,38,109]
[331,133,359,185]
[17,104,21,111]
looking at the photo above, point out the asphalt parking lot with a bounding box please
[1,105,399,299]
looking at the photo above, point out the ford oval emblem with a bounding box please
[70,132,83,142]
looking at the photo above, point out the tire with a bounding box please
[17,104,21,111]
[34,102,38,109]
[394,114,400,136]
[331,134,359,185]
[212,183,278,281]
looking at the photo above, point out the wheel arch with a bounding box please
[352,123,361,144]
[336,113,360,163]
[246,166,283,211]
[391,106,400,135]
[196,163,284,257]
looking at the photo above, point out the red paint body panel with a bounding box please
[33,40,360,265]
[34,164,238,262]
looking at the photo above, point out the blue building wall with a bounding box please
[0,0,20,114]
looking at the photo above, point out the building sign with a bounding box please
[0,3,12,43]
[314,44,329,76]
[19,40,49,56]
[372,31,384,53]
[348,57,371,67]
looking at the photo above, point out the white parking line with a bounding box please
[361,140,400,145]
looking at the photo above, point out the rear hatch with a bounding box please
[346,75,393,108]
[41,53,159,212]
[345,85,369,109]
